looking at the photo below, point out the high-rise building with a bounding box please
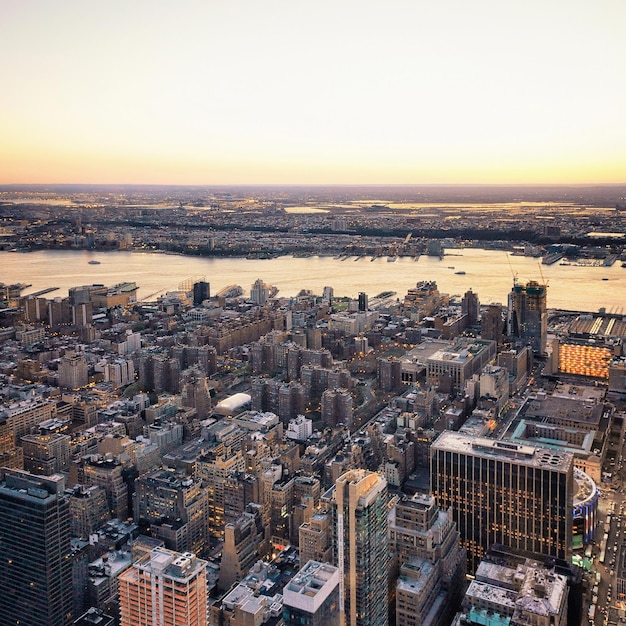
[461,289,480,327]
[133,468,209,555]
[250,278,272,305]
[431,431,573,573]
[481,302,504,345]
[283,560,341,625]
[358,292,368,312]
[218,510,263,592]
[193,280,210,306]
[0,469,73,626]
[58,351,89,389]
[508,280,548,354]
[119,547,208,626]
[389,494,466,626]
[321,387,353,428]
[330,469,390,626]
[300,509,333,565]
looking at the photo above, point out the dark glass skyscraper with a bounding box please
[0,469,73,626]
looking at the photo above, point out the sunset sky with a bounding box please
[1,0,625,185]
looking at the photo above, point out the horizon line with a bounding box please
[2,182,626,188]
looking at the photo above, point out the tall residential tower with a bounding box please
[330,469,390,626]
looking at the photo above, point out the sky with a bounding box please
[1,0,625,186]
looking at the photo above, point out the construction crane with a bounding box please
[139,288,167,302]
[506,253,518,285]
[537,262,549,287]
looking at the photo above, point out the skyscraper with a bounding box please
[461,289,479,327]
[330,469,390,626]
[358,292,368,312]
[431,431,573,573]
[192,280,210,306]
[508,280,548,354]
[119,547,208,626]
[0,469,73,626]
[481,302,504,345]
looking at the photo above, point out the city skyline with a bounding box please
[2,0,625,186]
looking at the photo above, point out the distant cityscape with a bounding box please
[1,186,626,626]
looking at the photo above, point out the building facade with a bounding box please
[0,469,73,626]
[118,547,208,626]
[431,432,573,573]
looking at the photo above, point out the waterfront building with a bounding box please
[283,560,341,625]
[250,278,272,305]
[119,547,208,626]
[193,280,210,305]
[508,280,548,354]
[330,469,390,626]
[431,431,574,573]
[0,469,73,626]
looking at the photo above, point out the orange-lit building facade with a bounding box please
[119,547,207,626]
[557,340,613,379]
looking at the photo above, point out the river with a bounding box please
[1,249,625,313]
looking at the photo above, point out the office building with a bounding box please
[431,431,573,573]
[331,469,390,626]
[283,560,341,625]
[119,547,208,626]
[219,510,264,591]
[508,280,548,354]
[0,469,73,626]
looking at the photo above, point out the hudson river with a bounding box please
[1,249,625,313]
